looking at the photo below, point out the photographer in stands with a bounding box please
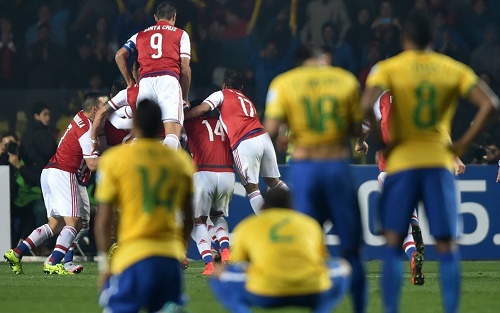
[0,132,47,249]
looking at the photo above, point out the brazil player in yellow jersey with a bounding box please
[264,46,367,313]
[94,99,195,312]
[362,12,499,313]
[209,188,352,313]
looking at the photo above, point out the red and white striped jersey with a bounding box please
[46,111,97,185]
[123,20,191,80]
[204,89,264,149]
[374,90,392,171]
[184,115,234,173]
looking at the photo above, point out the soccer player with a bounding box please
[4,92,104,275]
[209,188,352,313]
[184,100,234,275]
[185,69,288,214]
[361,11,499,313]
[114,1,191,150]
[264,46,367,313]
[95,99,194,312]
[358,90,466,286]
[103,80,131,147]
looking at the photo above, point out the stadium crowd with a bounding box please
[1,0,500,160]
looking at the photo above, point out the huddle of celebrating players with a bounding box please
[4,2,500,313]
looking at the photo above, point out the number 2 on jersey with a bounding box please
[138,166,173,212]
[150,33,162,59]
[202,119,225,141]
[413,82,437,127]
[269,217,293,242]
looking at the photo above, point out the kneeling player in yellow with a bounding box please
[209,188,351,313]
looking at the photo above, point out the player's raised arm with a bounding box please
[115,47,135,87]
[453,80,500,156]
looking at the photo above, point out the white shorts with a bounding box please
[232,133,281,185]
[138,75,184,125]
[378,171,387,185]
[41,168,90,219]
[193,171,235,217]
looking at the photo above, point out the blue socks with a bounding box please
[382,246,402,313]
[345,255,367,313]
[405,246,416,261]
[437,250,460,313]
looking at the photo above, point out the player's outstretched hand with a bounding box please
[454,156,466,176]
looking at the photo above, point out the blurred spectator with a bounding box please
[358,41,382,89]
[321,21,357,74]
[300,0,351,49]
[371,1,401,35]
[21,102,57,171]
[69,39,99,88]
[72,0,115,39]
[245,25,298,113]
[0,16,17,88]
[471,136,500,165]
[219,4,249,72]
[0,131,47,249]
[194,19,225,90]
[25,3,70,48]
[113,0,156,46]
[429,0,456,27]
[345,7,374,62]
[461,0,495,48]
[376,24,401,59]
[470,24,500,85]
[433,9,470,64]
[24,23,66,88]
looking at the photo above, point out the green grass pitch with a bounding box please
[1,261,499,312]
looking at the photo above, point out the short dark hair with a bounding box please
[1,131,19,142]
[134,99,162,138]
[110,80,127,98]
[223,69,244,90]
[156,1,176,20]
[293,45,324,67]
[31,102,50,116]
[262,188,292,210]
[402,11,434,49]
[82,92,103,112]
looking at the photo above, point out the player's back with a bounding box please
[233,209,330,296]
[368,50,478,172]
[136,21,186,78]
[219,89,264,148]
[98,139,194,273]
[267,66,362,148]
[184,115,233,172]
[48,111,91,173]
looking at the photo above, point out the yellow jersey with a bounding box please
[95,139,194,274]
[265,66,363,147]
[232,208,331,296]
[366,50,478,173]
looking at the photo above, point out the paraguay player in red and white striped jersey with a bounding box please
[184,100,234,275]
[185,70,288,214]
[4,93,105,274]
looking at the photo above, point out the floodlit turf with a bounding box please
[0,261,499,312]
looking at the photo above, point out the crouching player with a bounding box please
[184,100,234,275]
[209,189,351,313]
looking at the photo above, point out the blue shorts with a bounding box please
[99,256,183,313]
[291,160,363,253]
[380,168,459,239]
[210,259,351,313]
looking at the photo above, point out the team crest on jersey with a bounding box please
[266,90,276,104]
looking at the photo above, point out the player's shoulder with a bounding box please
[171,148,195,175]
